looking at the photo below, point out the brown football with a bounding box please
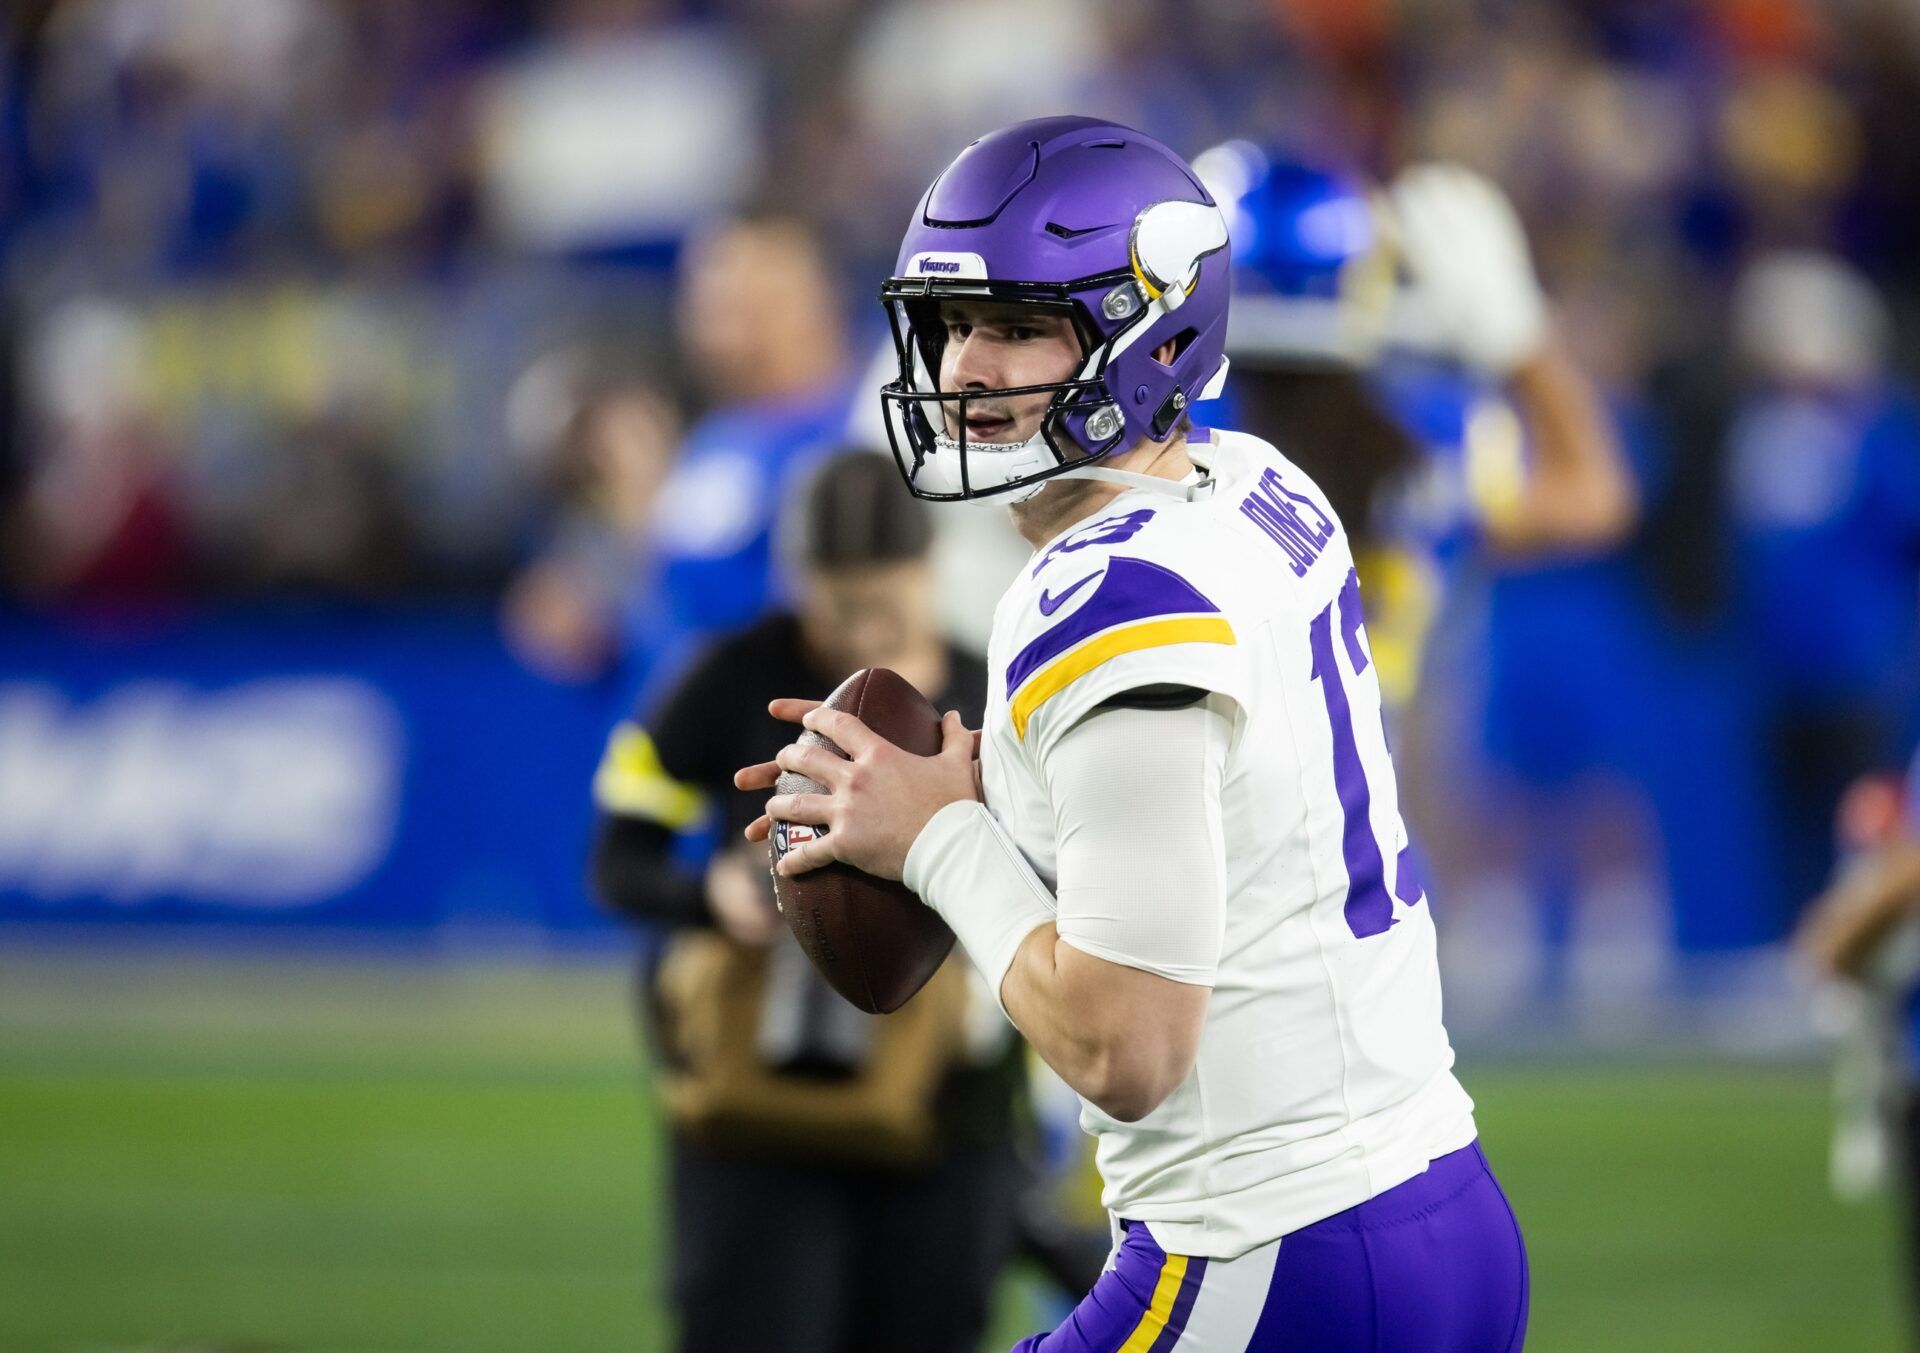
[769,667,957,1014]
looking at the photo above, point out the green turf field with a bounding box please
[0,949,1905,1352]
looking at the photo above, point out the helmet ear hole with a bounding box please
[1152,328,1199,370]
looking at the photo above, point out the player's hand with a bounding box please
[733,699,824,845]
[732,703,983,851]
[1389,163,1547,379]
[705,849,781,947]
[762,706,980,882]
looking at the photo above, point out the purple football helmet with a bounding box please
[879,116,1232,503]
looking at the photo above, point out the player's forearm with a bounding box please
[1491,342,1637,554]
[902,800,1202,1121]
[906,704,1224,1121]
[1000,923,1201,1122]
[904,799,1056,1002]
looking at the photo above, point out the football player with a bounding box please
[737,118,1527,1349]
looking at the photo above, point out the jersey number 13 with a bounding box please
[1308,568,1425,939]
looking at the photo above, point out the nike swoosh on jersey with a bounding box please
[1037,572,1099,616]
[1006,556,1236,738]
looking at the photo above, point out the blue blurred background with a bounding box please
[4,2,1920,1349]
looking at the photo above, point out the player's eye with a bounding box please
[1008,326,1040,341]
[946,321,972,340]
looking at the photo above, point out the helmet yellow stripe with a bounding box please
[1130,237,1165,301]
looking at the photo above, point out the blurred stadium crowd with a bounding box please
[5,0,1920,1006]
[8,2,1920,1348]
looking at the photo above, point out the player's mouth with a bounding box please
[964,411,1018,442]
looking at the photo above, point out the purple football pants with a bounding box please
[1010,1142,1528,1352]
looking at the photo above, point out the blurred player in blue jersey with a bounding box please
[1195,146,1641,1021]
[1726,252,1920,928]
[1193,142,1636,708]
[503,212,858,705]
[741,117,1527,1351]
[625,210,858,700]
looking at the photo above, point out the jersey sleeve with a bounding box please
[1006,543,1248,764]
[1043,698,1230,987]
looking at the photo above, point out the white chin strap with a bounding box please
[911,436,1212,505]
[908,415,1222,505]
[1054,462,1210,501]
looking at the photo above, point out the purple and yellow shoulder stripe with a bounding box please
[1006,556,1234,740]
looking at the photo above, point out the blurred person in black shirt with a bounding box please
[589,448,1022,1353]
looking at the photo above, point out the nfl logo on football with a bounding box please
[774,821,824,852]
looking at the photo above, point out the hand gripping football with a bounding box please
[769,668,957,1013]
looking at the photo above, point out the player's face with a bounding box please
[796,560,939,677]
[679,222,832,399]
[936,300,1082,445]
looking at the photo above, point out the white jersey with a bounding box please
[980,427,1477,1259]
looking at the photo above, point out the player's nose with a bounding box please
[946,331,1002,391]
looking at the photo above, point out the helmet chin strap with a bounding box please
[1056,438,1216,501]
[922,423,1218,505]
[1055,463,1210,501]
